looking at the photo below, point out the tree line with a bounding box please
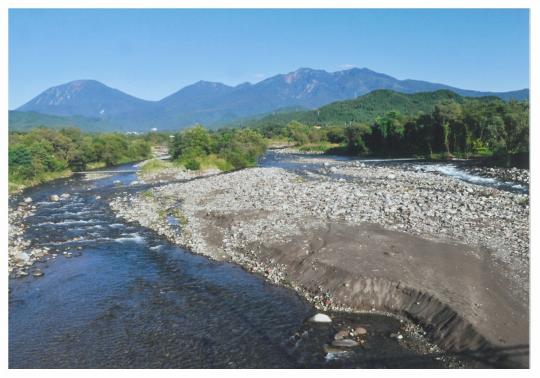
[8,91,528,191]
[9,127,152,189]
[259,98,529,166]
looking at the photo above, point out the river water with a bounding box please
[259,151,528,194]
[9,153,518,368]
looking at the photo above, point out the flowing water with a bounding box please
[8,155,501,368]
[260,151,528,194]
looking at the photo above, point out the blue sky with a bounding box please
[9,8,529,108]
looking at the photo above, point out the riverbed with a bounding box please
[9,152,528,368]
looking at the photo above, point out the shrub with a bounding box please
[141,159,170,174]
[184,158,200,171]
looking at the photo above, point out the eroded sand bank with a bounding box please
[110,155,529,366]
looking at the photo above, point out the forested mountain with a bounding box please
[237,89,506,130]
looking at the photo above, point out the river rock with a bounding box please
[390,332,404,340]
[332,338,359,347]
[60,193,71,199]
[49,194,60,202]
[23,197,33,204]
[334,330,349,340]
[308,313,332,323]
[16,252,30,263]
[31,269,44,277]
[353,326,368,335]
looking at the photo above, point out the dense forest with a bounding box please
[248,90,529,165]
[9,128,152,191]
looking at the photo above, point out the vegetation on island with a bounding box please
[169,125,266,171]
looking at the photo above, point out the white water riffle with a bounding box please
[414,164,527,192]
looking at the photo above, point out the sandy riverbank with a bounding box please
[110,155,529,366]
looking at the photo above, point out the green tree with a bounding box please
[170,125,213,160]
[345,122,371,154]
[285,121,310,145]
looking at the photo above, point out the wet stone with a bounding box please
[334,330,349,340]
[308,313,332,323]
[332,338,359,348]
[354,326,368,335]
[32,269,44,277]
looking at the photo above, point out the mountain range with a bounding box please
[12,67,529,132]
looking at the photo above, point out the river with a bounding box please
[10,152,525,368]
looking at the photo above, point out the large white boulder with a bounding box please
[308,313,332,323]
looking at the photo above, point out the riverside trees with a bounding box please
[254,96,528,165]
[9,127,152,189]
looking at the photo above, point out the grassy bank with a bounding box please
[9,154,155,195]
[297,142,340,153]
[140,154,234,176]
[9,170,73,194]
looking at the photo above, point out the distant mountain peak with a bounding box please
[15,67,528,132]
[18,79,152,119]
[283,67,326,84]
[192,80,229,88]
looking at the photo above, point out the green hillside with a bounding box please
[9,111,123,133]
[239,89,503,131]
[315,90,496,123]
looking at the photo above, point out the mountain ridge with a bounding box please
[14,67,529,132]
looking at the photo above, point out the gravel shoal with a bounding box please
[109,158,529,362]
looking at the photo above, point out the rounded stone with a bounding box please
[307,313,332,323]
[334,330,349,340]
[31,269,44,277]
[354,326,368,335]
[332,338,359,348]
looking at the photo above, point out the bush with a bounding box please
[169,126,267,171]
[170,125,213,160]
[184,159,200,171]
[141,159,170,174]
